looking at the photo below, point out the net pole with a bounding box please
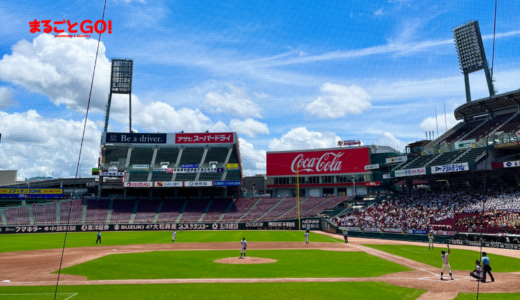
[297,164,301,230]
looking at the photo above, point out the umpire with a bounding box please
[482,252,495,282]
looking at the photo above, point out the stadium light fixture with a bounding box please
[452,20,495,103]
[103,59,134,134]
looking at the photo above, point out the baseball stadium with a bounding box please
[2,2,520,300]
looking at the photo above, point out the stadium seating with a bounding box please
[240,197,282,222]
[303,196,349,217]
[154,148,180,166]
[258,197,298,221]
[179,148,205,165]
[156,200,186,223]
[104,147,129,169]
[462,113,514,141]
[426,151,461,167]
[220,198,258,222]
[33,202,57,225]
[281,196,330,219]
[451,148,487,164]
[133,200,162,224]
[497,113,520,134]
[110,200,136,223]
[202,198,233,222]
[60,199,83,224]
[85,199,110,224]
[179,199,211,222]
[444,119,486,143]
[130,148,155,165]
[5,206,30,225]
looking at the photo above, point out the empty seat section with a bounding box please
[202,198,233,222]
[302,196,350,217]
[451,148,487,164]
[157,200,186,223]
[60,199,83,224]
[104,147,128,169]
[133,200,161,224]
[85,199,110,224]
[110,200,136,223]
[154,148,180,166]
[180,199,211,222]
[464,113,514,141]
[5,206,30,225]
[130,148,154,165]
[281,197,329,219]
[498,114,520,134]
[179,148,204,165]
[220,198,257,222]
[241,197,282,222]
[33,202,57,225]
[258,197,298,221]
[445,120,485,143]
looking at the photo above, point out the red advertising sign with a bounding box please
[175,133,234,144]
[365,181,381,187]
[267,148,370,176]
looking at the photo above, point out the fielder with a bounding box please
[240,237,247,259]
[343,230,349,243]
[305,231,310,245]
[440,245,453,280]
[172,230,176,243]
[428,232,435,250]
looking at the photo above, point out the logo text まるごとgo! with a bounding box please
[29,20,112,37]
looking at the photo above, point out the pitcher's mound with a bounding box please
[214,257,277,264]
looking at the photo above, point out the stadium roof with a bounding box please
[454,89,520,120]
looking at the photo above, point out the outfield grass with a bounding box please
[455,293,520,300]
[0,230,343,253]
[58,249,411,279]
[0,282,426,300]
[365,244,520,272]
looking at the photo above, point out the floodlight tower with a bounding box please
[103,59,134,133]
[453,20,495,103]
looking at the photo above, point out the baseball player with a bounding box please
[96,231,101,244]
[305,231,310,245]
[440,245,453,280]
[172,230,176,243]
[240,237,247,259]
[470,260,483,281]
[428,232,435,250]
[343,230,349,243]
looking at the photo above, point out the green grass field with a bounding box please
[58,249,411,279]
[0,282,426,300]
[0,230,343,253]
[365,244,520,272]
[455,293,520,300]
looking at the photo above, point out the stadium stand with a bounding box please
[85,199,110,224]
[462,113,514,141]
[202,198,233,222]
[444,119,486,143]
[5,206,30,225]
[240,197,282,222]
[220,198,257,222]
[110,200,136,223]
[33,202,57,225]
[304,196,350,217]
[258,197,299,221]
[180,199,211,222]
[496,113,520,134]
[133,200,161,224]
[60,199,83,224]
[156,200,186,223]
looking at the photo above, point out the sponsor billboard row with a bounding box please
[503,160,520,168]
[105,132,236,145]
[395,168,426,177]
[431,163,469,174]
[267,148,370,176]
[0,188,64,198]
[125,181,242,188]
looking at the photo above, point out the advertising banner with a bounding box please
[364,227,381,232]
[382,174,391,179]
[495,141,520,148]
[383,228,403,233]
[182,164,198,168]
[123,182,153,188]
[175,133,234,144]
[364,164,379,170]
[449,239,520,250]
[108,167,118,172]
[431,163,469,174]
[386,156,407,164]
[0,188,64,198]
[106,132,167,144]
[184,181,213,187]
[227,163,239,170]
[343,140,361,146]
[339,227,361,231]
[395,168,426,177]
[432,230,456,236]
[132,164,149,169]
[408,230,429,235]
[454,139,475,150]
[0,218,320,234]
[365,181,381,187]
[267,148,369,176]
[99,171,125,177]
[503,160,520,168]
[214,181,242,187]
[169,168,223,173]
[154,182,183,187]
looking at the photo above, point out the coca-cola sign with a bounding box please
[267,148,369,176]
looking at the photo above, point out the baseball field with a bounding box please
[1,230,520,299]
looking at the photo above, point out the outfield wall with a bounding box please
[0,218,321,234]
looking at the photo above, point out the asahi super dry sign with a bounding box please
[266,148,369,176]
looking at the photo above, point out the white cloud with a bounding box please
[254,92,270,99]
[305,83,372,119]
[269,127,341,151]
[374,8,384,16]
[203,84,262,118]
[229,119,269,138]
[110,94,229,133]
[419,113,461,133]
[0,86,15,109]
[239,138,266,175]
[378,132,408,152]
[0,34,111,113]
[0,110,100,180]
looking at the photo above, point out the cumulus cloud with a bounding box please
[229,119,269,138]
[305,83,372,119]
[378,132,408,152]
[203,84,262,118]
[0,34,111,112]
[268,127,341,151]
[0,86,15,109]
[374,8,384,16]
[0,110,100,180]
[239,138,266,175]
[419,113,461,133]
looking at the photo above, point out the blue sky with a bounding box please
[0,0,520,179]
